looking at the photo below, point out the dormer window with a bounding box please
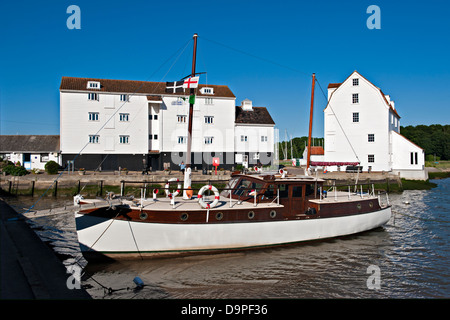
[200,87,214,95]
[87,81,100,89]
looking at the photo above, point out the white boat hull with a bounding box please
[75,207,392,259]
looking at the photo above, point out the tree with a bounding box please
[400,124,450,160]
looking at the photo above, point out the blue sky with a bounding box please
[0,0,449,138]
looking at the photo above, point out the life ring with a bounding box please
[165,178,181,198]
[197,185,220,209]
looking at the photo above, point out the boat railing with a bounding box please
[319,183,390,208]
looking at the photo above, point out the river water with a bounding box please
[6,179,449,299]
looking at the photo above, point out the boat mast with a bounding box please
[306,73,316,170]
[183,33,198,198]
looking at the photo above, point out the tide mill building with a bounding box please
[59,77,275,171]
[323,71,426,180]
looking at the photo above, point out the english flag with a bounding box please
[165,81,184,93]
[183,76,199,89]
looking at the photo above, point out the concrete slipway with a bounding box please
[0,199,91,299]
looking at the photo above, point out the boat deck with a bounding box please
[83,195,284,212]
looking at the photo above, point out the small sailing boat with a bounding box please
[74,34,392,260]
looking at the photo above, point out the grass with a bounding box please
[425,160,450,169]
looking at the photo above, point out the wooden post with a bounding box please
[77,180,81,194]
[306,73,316,170]
[53,180,58,197]
[31,180,35,197]
[121,181,125,196]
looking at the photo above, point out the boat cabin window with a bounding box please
[278,184,289,198]
[233,178,264,197]
[305,184,314,196]
[221,177,239,197]
[263,184,275,199]
[292,186,303,198]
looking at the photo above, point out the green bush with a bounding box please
[45,160,59,174]
[3,164,29,176]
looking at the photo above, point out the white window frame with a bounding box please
[88,112,99,121]
[353,112,359,123]
[241,135,248,142]
[88,93,98,101]
[261,136,268,142]
[89,135,99,144]
[87,81,100,89]
[205,98,213,105]
[119,135,129,144]
[178,136,187,144]
[177,115,187,123]
[204,116,214,124]
[352,93,359,104]
[353,78,359,86]
[368,154,375,163]
[119,113,129,122]
[204,136,214,145]
[120,94,129,102]
[368,134,375,142]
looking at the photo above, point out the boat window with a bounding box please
[279,184,289,198]
[233,178,264,196]
[305,184,314,196]
[292,186,303,198]
[263,184,275,199]
[221,177,239,197]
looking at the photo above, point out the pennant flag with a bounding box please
[165,81,184,93]
[183,76,199,89]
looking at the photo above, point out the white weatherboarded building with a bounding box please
[324,71,426,180]
[60,77,275,171]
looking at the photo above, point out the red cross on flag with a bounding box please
[183,76,199,89]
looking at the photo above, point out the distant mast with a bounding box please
[183,33,198,199]
[306,73,316,171]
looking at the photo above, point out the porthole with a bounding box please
[216,212,223,220]
[357,203,362,210]
[369,202,373,208]
[139,212,148,220]
[270,210,277,218]
[180,213,189,221]
[248,211,255,219]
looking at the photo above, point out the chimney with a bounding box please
[241,99,253,111]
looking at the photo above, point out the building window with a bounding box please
[261,136,268,142]
[204,116,214,124]
[201,87,214,95]
[368,134,375,142]
[178,136,187,144]
[153,134,158,140]
[87,81,100,89]
[353,112,359,122]
[119,113,129,122]
[241,135,248,142]
[353,78,359,86]
[149,135,152,140]
[177,115,187,123]
[40,154,49,162]
[88,112,99,121]
[352,93,359,104]
[89,135,99,144]
[88,93,98,101]
[204,137,214,144]
[119,135,129,144]
[205,98,213,105]
[154,114,158,120]
[368,154,375,163]
[120,94,128,102]
[394,117,398,127]
[411,152,418,165]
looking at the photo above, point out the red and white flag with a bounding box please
[183,76,199,89]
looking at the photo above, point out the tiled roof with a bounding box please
[235,106,275,125]
[0,135,60,152]
[60,77,235,98]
